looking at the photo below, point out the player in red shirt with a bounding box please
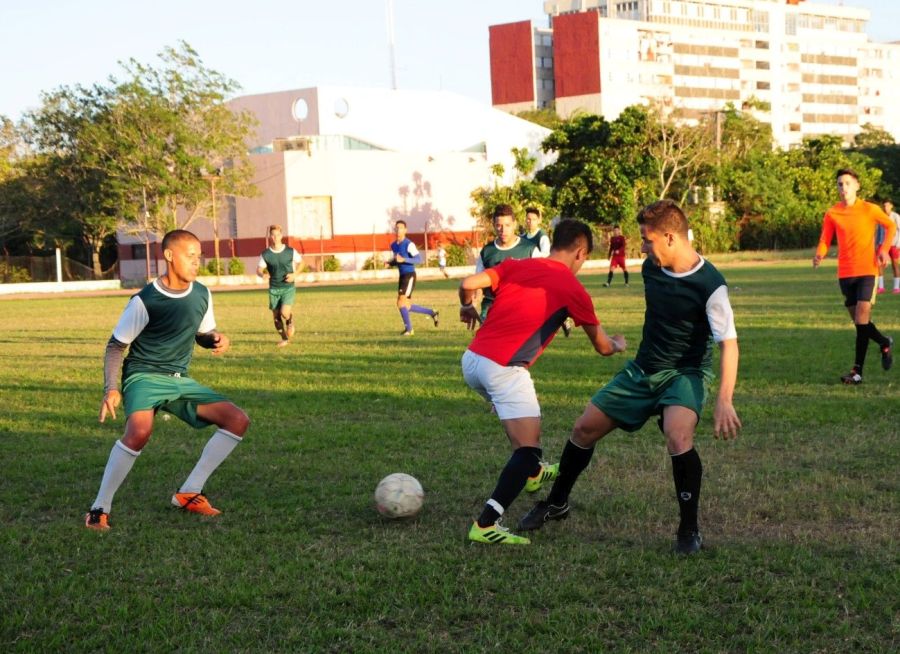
[605,225,630,287]
[459,219,626,544]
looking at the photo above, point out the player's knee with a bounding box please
[572,417,602,447]
[122,428,152,451]
[665,431,694,455]
[226,407,250,436]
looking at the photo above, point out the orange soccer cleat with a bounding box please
[85,508,110,530]
[171,492,221,516]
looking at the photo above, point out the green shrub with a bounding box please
[0,262,31,283]
[323,256,341,272]
[228,257,245,275]
[362,255,384,271]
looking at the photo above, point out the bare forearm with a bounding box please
[717,339,739,402]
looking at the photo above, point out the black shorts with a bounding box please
[398,272,416,298]
[839,275,876,307]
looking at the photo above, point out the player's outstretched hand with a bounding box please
[713,400,741,440]
[99,390,122,423]
[211,333,231,355]
[460,306,482,331]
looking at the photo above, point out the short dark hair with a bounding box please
[492,204,515,219]
[525,207,540,217]
[636,200,689,237]
[551,219,593,253]
[395,220,407,228]
[836,168,859,182]
[161,229,200,252]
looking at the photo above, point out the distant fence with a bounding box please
[0,251,118,284]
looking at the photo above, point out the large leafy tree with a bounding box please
[470,147,553,235]
[18,42,257,277]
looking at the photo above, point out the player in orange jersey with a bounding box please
[814,169,895,384]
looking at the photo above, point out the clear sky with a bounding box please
[1,0,897,122]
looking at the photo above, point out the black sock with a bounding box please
[476,446,542,528]
[671,448,702,534]
[607,271,613,284]
[866,322,889,348]
[623,270,630,284]
[547,440,595,506]
[855,324,869,372]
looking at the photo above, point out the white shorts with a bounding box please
[461,349,541,420]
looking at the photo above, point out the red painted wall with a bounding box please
[489,21,535,105]
[553,11,601,98]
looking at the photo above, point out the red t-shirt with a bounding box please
[609,235,626,257]
[468,258,600,367]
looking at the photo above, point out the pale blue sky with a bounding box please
[1,0,897,122]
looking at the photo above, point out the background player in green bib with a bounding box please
[257,224,302,347]
[476,204,537,322]
[522,207,550,257]
[85,230,250,530]
[519,200,742,554]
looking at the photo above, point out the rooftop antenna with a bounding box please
[386,0,398,89]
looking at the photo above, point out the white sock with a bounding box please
[92,440,140,513]
[894,278,899,290]
[179,429,242,494]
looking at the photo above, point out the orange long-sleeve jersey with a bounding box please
[815,200,896,278]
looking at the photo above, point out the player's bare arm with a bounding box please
[582,323,626,356]
[713,338,741,440]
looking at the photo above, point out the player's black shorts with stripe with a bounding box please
[398,272,416,298]
[839,275,876,307]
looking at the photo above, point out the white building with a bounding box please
[117,87,551,283]
[490,0,900,148]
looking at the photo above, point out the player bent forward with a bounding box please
[460,219,626,545]
[85,229,250,530]
[519,200,741,554]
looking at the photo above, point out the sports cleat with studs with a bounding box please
[85,508,110,530]
[432,311,440,328]
[841,368,863,385]
[468,519,530,545]
[881,336,893,371]
[524,462,559,493]
[518,500,570,531]
[401,329,414,337]
[171,492,221,516]
[674,529,703,555]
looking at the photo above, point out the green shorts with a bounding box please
[268,286,296,311]
[590,360,712,433]
[122,372,229,428]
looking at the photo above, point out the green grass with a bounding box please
[1,262,898,652]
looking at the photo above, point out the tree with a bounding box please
[470,147,553,235]
[853,123,895,149]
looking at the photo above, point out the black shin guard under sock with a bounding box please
[855,324,869,372]
[607,271,613,284]
[623,270,629,284]
[671,448,702,534]
[547,440,595,506]
[477,446,542,527]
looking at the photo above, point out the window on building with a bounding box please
[291,196,334,239]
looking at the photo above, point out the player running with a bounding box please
[813,169,895,384]
[387,220,438,336]
[257,225,302,347]
[85,229,250,530]
[460,219,626,545]
[519,200,741,555]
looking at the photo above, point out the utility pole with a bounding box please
[386,0,398,90]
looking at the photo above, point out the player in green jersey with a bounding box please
[519,200,741,554]
[476,205,537,322]
[85,230,250,530]
[257,225,302,347]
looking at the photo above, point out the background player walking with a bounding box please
[257,225,302,347]
[85,229,250,530]
[813,169,895,384]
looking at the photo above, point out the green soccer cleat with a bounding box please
[524,462,559,493]
[468,519,530,545]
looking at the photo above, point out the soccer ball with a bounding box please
[374,473,424,518]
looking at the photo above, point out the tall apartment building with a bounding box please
[489,0,900,148]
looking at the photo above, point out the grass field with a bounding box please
[1,261,898,652]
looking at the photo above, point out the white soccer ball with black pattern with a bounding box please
[374,473,424,518]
